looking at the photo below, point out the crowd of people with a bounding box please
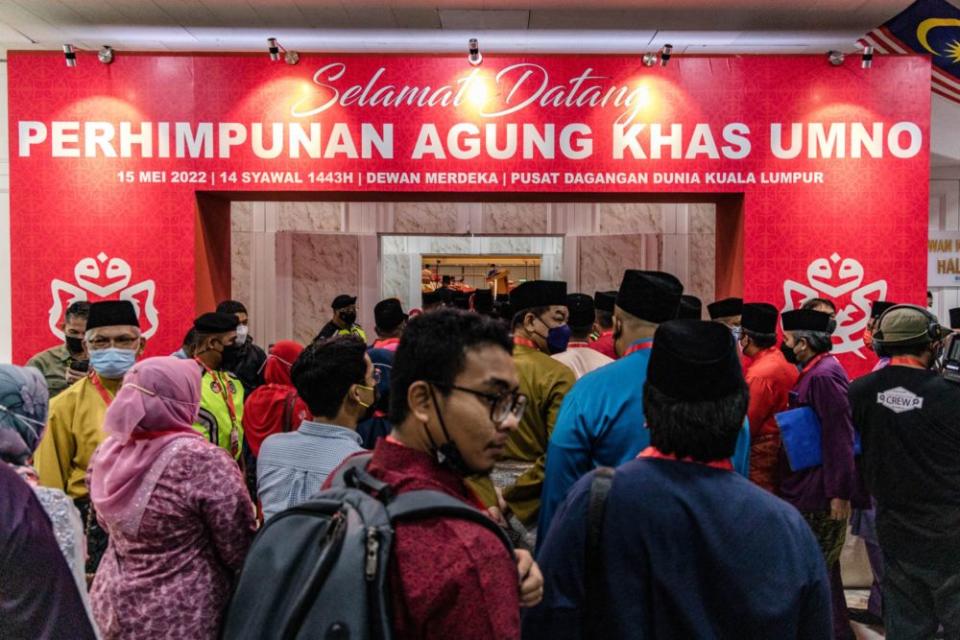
[2,270,958,640]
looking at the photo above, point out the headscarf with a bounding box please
[0,364,49,466]
[243,341,309,457]
[89,356,203,536]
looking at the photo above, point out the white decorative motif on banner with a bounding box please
[782,253,887,359]
[48,252,158,340]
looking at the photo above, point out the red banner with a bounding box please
[8,53,930,375]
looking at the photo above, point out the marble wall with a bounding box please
[288,233,359,345]
[230,200,717,345]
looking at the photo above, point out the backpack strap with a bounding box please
[386,489,514,554]
[327,453,397,502]
[585,467,615,636]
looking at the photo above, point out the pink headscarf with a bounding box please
[89,356,203,536]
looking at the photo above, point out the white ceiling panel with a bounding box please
[439,10,530,30]
[0,0,919,53]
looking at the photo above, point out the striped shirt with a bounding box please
[256,420,365,521]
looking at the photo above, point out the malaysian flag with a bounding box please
[858,0,960,102]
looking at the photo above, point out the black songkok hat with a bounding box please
[86,300,139,330]
[616,270,683,323]
[870,300,897,320]
[647,320,745,401]
[677,295,703,320]
[374,298,407,332]
[707,297,743,320]
[473,290,494,314]
[781,309,833,333]
[594,291,617,314]
[422,290,441,307]
[741,303,779,334]
[566,294,595,327]
[193,312,239,334]
[510,280,568,313]
[950,307,960,330]
[331,294,357,310]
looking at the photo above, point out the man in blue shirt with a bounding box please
[525,320,830,639]
[539,270,751,540]
[257,336,375,520]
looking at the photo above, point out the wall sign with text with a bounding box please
[7,53,931,377]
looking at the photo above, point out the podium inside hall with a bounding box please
[486,270,510,297]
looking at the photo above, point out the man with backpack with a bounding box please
[526,319,830,639]
[224,309,541,639]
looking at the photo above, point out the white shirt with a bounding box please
[552,343,614,379]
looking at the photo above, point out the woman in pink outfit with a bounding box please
[88,357,256,639]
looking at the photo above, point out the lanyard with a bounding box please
[623,340,653,357]
[890,356,927,369]
[195,358,240,456]
[513,336,538,350]
[87,371,115,407]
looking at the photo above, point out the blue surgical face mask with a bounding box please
[89,347,137,379]
[546,324,573,354]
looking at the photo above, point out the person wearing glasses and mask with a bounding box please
[35,299,145,574]
[324,308,541,640]
[191,312,246,462]
[256,336,371,521]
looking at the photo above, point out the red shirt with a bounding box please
[344,439,520,640]
[744,346,799,440]
[589,330,617,359]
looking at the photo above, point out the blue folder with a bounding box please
[775,406,861,472]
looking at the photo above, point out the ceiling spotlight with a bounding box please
[660,44,672,67]
[63,44,77,68]
[828,50,845,66]
[98,45,114,65]
[642,52,657,67]
[267,37,298,65]
[861,45,874,69]
[468,38,482,66]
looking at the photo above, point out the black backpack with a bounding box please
[221,453,514,640]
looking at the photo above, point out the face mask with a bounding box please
[235,324,249,345]
[536,317,572,354]
[780,342,800,365]
[220,343,242,371]
[425,385,474,476]
[340,312,357,326]
[65,336,85,356]
[89,348,137,379]
[546,324,572,354]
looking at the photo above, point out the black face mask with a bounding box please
[220,343,242,371]
[425,385,474,476]
[65,336,85,356]
[781,342,800,365]
[340,311,357,326]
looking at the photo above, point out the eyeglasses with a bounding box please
[87,335,139,350]
[431,383,527,424]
